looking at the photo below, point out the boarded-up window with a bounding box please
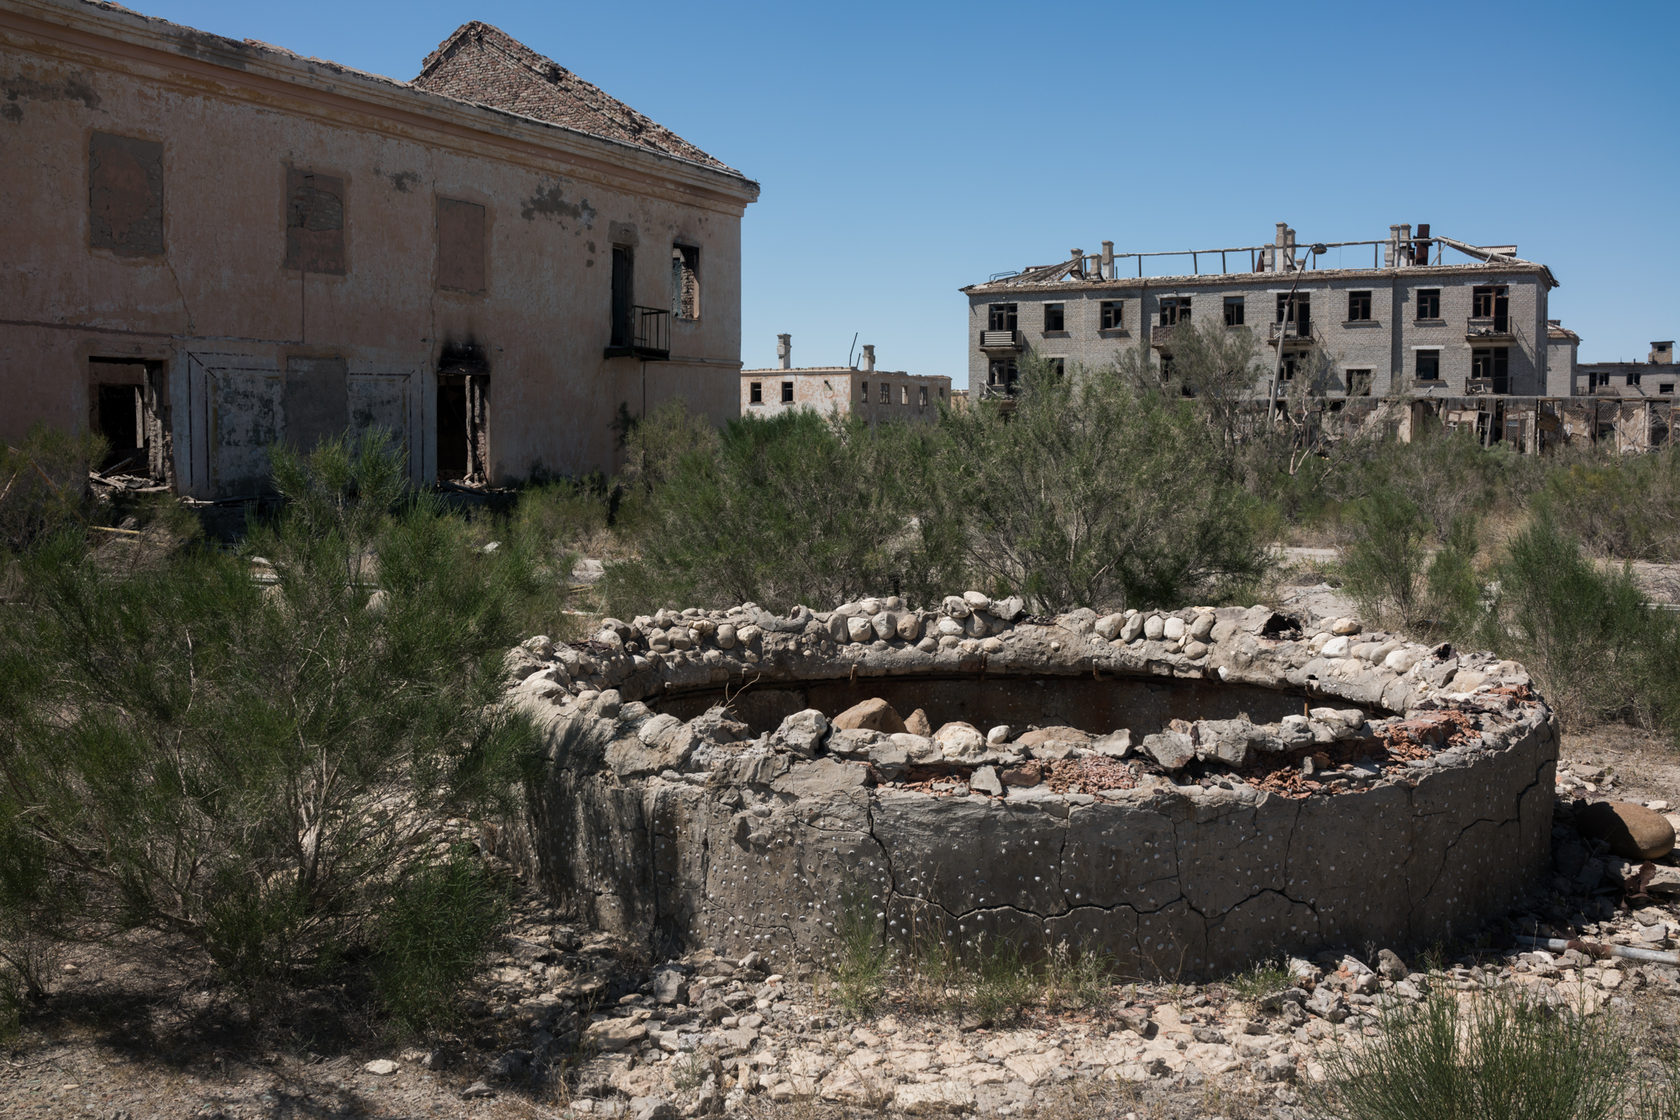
[437,198,487,293]
[89,132,163,257]
[283,355,349,449]
[285,168,346,274]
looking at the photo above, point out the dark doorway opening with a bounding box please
[436,342,489,484]
[88,357,172,483]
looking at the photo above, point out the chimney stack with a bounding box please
[776,333,791,370]
[1385,225,1399,268]
[1101,240,1114,281]
[1399,224,1412,266]
[1070,248,1085,278]
[1652,341,1675,365]
[1415,222,1432,266]
[862,344,876,372]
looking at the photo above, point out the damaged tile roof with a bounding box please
[414,21,742,178]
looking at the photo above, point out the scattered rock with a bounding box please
[833,698,907,736]
[362,1059,398,1076]
[1576,800,1676,860]
[970,766,1004,797]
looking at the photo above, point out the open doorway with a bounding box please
[88,357,172,484]
[436,342,489,484]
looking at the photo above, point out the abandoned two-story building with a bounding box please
[0,0,758,496]
[961,222,1619,449]
[740,334,951,423]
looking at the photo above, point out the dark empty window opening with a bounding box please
[900,385,909,405]
[1275,292,1311,329]
[1347,290,1372,321]
[1159,297,1191,326]
[672,244,700,320]
[610,245,634,348]
[1100,301,1124,330]
[919,386,929,406]
[988,359,1019,393]
[1661,383,1675,395]
[1159,354,1175,381]
[1471,285,1509,319]
[749,381,763,404]
[880,383,890,404]
[1043,303,1064,332]
[1223,296,1245,326]
[781,381,794,403]
[88,357,172,483]
[860,381,868,401]
[436,343,489,484]
[1629,371,1642,388]
[1415,288,1441,320]
[988,303,1018,331]
[284,167,346,274]
[1471,347,1509,393]
[1280,357,1297,382]
[1347,368,1373,396]
[1416,350,1441,381]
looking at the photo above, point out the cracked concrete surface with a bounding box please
[507,600,1557,979]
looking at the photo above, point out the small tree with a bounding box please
[0,432,544,1011]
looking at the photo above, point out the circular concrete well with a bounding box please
[506,596,1556,978]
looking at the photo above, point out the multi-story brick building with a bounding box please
[962,222,1573,446]
[741,335,950,424]
[0,0,758,496]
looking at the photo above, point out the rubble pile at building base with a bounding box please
[503,595,1557,979]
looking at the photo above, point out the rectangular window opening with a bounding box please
[610,245,634,347]
[1347,368,1373,396]
[1159,296,1192,326]
[988,303,1018,331]
[1347,290,1372,322]
[89,132,164,258]
[1100,300,1124,330]
[1417,349,1441,381]
[749,381,763,405]
[1415,288,1441,320]
[436,197,487,294]
[672,244,700,320]
[1223,296,1245,326]
[781,381,794,403]
[1043,303,1064,332]
[880,383,890,404]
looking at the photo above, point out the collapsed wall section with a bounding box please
[505,597,1556,979]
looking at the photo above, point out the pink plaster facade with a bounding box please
[740,369,952,423]
[0,0,758,496]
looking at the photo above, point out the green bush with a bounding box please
[0,425,105,554]
[1315,987,1628,1120]
[372,848,507,1034]
[939,360,1266,613]
[1477,517,1680,737]
[1538,444,1680,561]
[1337,486,1430,628]
[602,408,960,615]
[0,431,549,998]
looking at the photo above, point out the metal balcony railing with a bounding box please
[606,306,670,360]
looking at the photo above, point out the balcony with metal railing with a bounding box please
[1266,320,1316,347]
[605,306,671,360]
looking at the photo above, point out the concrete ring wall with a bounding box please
[504,597,1557,979]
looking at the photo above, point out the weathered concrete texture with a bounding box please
[506,599,1557,979]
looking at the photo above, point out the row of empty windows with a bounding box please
[1586,371,1677,393]
[987,284,1515,339]
[746,381,944,407]
[86,131,701,316]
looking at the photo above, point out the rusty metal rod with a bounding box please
[1514,934,1680,966]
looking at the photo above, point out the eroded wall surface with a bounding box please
[0,1,755,495]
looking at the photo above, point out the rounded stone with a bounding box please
[1163,617,1186,642]
[1143,615,1165,641]
[1576,800,1676,860]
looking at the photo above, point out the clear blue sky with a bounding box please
[135,0,1678,385]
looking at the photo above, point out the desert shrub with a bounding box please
[1420,514,1484,636]
[1477,516,1680,737]
[371,848,507,1033]
[0,431,548,998]
[1337,486,1429,628]
[0,426,105,554]
[601,408,960,615]
[1538,444,1680,561]
[938,360,1266,613]
[1315,986,1628,1120]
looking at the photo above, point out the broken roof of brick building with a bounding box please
[413,21,740,176]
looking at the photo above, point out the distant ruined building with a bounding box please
[0,1,758,497]
[963,222,1673,452]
